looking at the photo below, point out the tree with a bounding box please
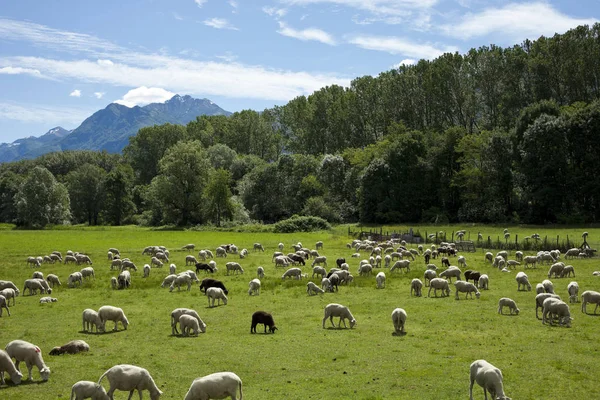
[0,171,23,223]
[207,144,237,170]
[204,169,234,226]
[149,141,211,225]
[104,163,136,225]
[15,166,70,227]
[66,163,107,225]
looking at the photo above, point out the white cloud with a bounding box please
[215,51,237,62]
[115,86,176,107]
[281,0,437,20]
[173,12,184,21]
[0,66,42,77]
[203,18,239,30]
[263,7,287,18]
[277,21,336,45]
[348,35,457,60]
[0,102,90,125]
[69,89,82,97]
[94,92,105,99]
[392,59,416,68]
[229,0,238,12]
[97,59,114,66]
[194,0,207,8]
[443,2,598,40]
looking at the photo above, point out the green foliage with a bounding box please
[66,163,106,225]
[207,144,237,170]
[103,163,136,225]
[204,168,234,227]
[273,214,331,232]
[301,196,341,223]
[0,171,23,223]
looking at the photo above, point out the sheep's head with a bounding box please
[39,366,51,381]
[475,292,481,299]
[10,370,22,385]
[269,325,278,333]
[49,347,62,356]
[350,319,357,329]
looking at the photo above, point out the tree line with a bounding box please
[2,24,600,227]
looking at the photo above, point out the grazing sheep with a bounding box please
[169,264,177,275]
[170,274,192,292]
[179,314,202,337]
[410,279,423,297]
[32,271,44,280]
[515,272,532,291]
[567,281,579,303]
[358,263,373,276]
[248,278,261,295]
[199,278,229,295]
[23,278,50,295]
[547,262,565,279]
[70,380,110,400]
[239,248,248,259]
[322,303,356,329]
[428,278,450,298]
[64,255,77,265]
[151,257,163,268]
[5,340,50,381]
[542,298,572,327]
[98,364,162,400]
[110,259,122,270]
[50,253,62,263]
[68,272,83,288]
[535,283,544,294]
[82,309,105,333]
[423,270,437,287]
[142,264,150,278]
[312,266,327,279]
[256,266,265,279]
[478,274,489,290]
[439,267,462,282]
[523,256,538,269]
[515,251,523,262]
[498,298,519,315]
[281,267,303,280]
[469,360,510,400]
[581,290,600,314]
[206,287,228,307]
[98,305,129,332]
[80,267,95,280]
[484,252,494,263]
[182,244,195,251]
[376,272,386,289]
[253,243,264,252]
[186,255,198,266]
[0,288,17,306]
[561,265,575,278]
[535,293,561,319]
[506,260,520,269]
[0,349,22,385]
[321,277,332,292]
[110,277,118,290]
[391,308,407,334]
[216,247,227,258]
[49,340,89,356]
[183,371,243,400]
[454,281,480,300]
[226,262,244,275]
[251,311,277,333]
[457,255,467,268]
[542,279,555,294]
[160,274,176,288]
[390,260,410,273]
[117,270,131,290]
[46,274,61,287]
[170,308,206,335]
[307,281,325,295]
[182,270,200,283]
[311,256,327,268]
[0,295,9,316]
[75,254,93,265]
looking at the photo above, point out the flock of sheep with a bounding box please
[2,232,600,399]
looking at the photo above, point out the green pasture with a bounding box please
[0,225,599,399]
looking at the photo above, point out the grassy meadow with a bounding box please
[0,225,599,399]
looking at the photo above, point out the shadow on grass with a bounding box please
[392,331,407,337]
[323,326,352,330]
[499,314,519,317]
[78,329,122,335]
[583,312,600,317]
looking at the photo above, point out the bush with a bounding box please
[273,215,331,233]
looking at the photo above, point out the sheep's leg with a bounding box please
[26,362,33,381]
[329,316,335,328]
[595,303,599,315]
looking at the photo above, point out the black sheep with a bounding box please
[195,263,215,274]
[336,258,346,268]
[199,278,228,295]
[464,270,481,285]
[251,311,277,333]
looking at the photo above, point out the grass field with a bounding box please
[1,225,599,399]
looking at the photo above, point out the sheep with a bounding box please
[179,314,202,337]
[27,256,41,268]
[281,267,303,280]
[76,254,93,265]
[49,340,89,356]
[23,278,50,295]
[39,296,57,303]
[82,309,105,333]
[498,298,519,315]
[390,260,410,273]
[68,272,83,288]
[98,364,162,400]
[0,349,22,385]
[423,270,437,287]
[391,308,407,334]
[523,256,537,269]
[543,298,572,327]
[328,273,341,292]
[312,266,327,279]
[251,310,277,333]
[0,295,9,317]
[256,266,265,279]
[535,293,561,319]
[547,262,565,279]
[70,380,110,400]
[515,272,531,291]
[64,255,77,264]
[170,274,192,292]
[560,265,575,278]
[226,262,244,275]
[439,267,461,282]
[515,251,523,262]
[506,260,520,269]
[46,274,61,288]
[311,256,327,267]
[484,252,494,263]
[117,270,131,290]
[183,371,243,400]
[273,255,290,268]
[322,303,356,329]
[186,255,198,266]
[464,270,481,285]
[248,278,261,295]
[80,266,95,280]
[567,281,579,303]
[410,278,423,297]
[182,243,195,251]
[206,287,228,307]
[581,290,600,314]
[155,251,169,263]
[478,274,489,290]
[278,242,284,251]
[150,257,164,268]
[199,278,229,295]
[535,283,544,294]
[457,255,467,268]
[170,308,206,336]
[216,247,227,258]
[428,278,450,297]
[98,305,129,332]
[239,248,248,259]
[307,281,325,295]
[469,359,510,400]
[454,281,480,300]
[376,272,386,289]
[32,271,44,280]
[160,274,177,288]
[358,263,373,276]
[110,259,122,270]
[321,277,332,292]
[5,340,50,381]
[110,277,118,290]
[182,270,200,283]
[542,279,555,294]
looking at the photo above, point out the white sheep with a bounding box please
[98,364,162,400]
[358,263,373,276]
[497,298,519,315]
[80,267,95,280]
[542,279,555,294]
[281,267,303,280]
[186,255,198,266]
[111,259,122,270]
[423,270,437,287]
[312,266,327,279]
[39,296,57,303]
[321,277,332,292]
[169,263,177,275]
[311,256,327,267]
[141,264,150,278]
[307,281,324,295]
[322,303,356,329]
[151,257,163,268]
[454,281,480,300]
[515,272,531,291]
[410,279,423,297]
[515,251,523,262]
[567,281,579,303]
[32,271,44,280]
[225,262,244,275]
[70,380,110,400]
[560,265,575,278]
[183,371,243,400]
[160,274,178,288]
[239,248,248,259]
[523,256,538,269]
[170,274,192,292]
[0,288,17,306]
[179,314,202,337]
[457,255,467,268]
[484,252,493,263]
[256,266,265,279]
[543,298,572,326]
[23,278,50,295]
[478,274,489,290]
[547,262,565,278]
[170,308,206,335]
[469,359,510,400]
[376,272,386,289]
[581,290,600,314]
[206,287,228,307]
[5,340,50,381]
[248,278,261,295]
[110,277,118,290]
[390,260,410,273]
[427,278,450,297]
[98,305,129,332]
[439,266,461,282]
[68,272,83,288]
[391,308,407,334]
[117,270,131,289]
[82,309,105,333]
[0,348,22,385]
[535,293,561,319]
[46,274,61,288]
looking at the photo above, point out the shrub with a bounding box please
[273,215,331,233]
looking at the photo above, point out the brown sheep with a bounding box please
[251,311,277,334]
[49,340,90,356]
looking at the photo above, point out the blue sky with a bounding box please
[0,0,597,142]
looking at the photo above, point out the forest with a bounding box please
[1,24,600,228]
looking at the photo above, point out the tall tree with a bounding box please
[204,169,234,226]
[104,163,136,225]
[66,163,107,225]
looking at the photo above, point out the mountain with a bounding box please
[0,95,231,162]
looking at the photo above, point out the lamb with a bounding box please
[560,265,575,278]
[307,281,325,295]
[498,298,519,315]
[390,260,410,273]
[542,279,555,294]
[81,267,95,280]
[376,272,386,289]
[199,278,229,295]
[257,266,265,279]
[68,272,83,288]
[454,281,480,300]
[0,288,17,306]
[391,308,407,334]
[98,305,129,332]
[70,380,110,400]
[98,364,162,400]
[0,295,10,317]
[515,251,523,262]
[39,296,57,303]
[278,242,284,251]
[186,255,198,266]
[160,274,178,288]
[410,279,423,297]
[567,281,579,303]
[478,274,489,290]
[312,266,327,279]
[23,278,50,295]
[542,298,572,327]
[143,264,151,278]
[457,255,467,268]
[32,271,44,280]
[179,314,202,337]
[469,359,510,400]
[110,277,118,289]
[251,310,277,333]
[428,278,450,297]
[239,248,248,259]
[484,252,494,263]
[82,309,105,333]
[535,293,561,319]
[170,308,206,335]
[439,266,461,282]
[5,340,51,381]
[423,270,437,286]
[311,256,327,267]
[248,278,261,295]
[168,263,176,275]
[535,283,544,294]
[169,273,192,292]
[49,340,90,356]
[515,272,531,291]
[281,267,303,280]
[523,256,538,269]
[581,290,600,314]
[117,270,131,289]
[547,262,565,278]
[226,262,244,275]
[183,371,242,400]
[0,349,22,385]
[315,240,324,250]
[151,257,163,268]
[206,287,228,307]
[46,274,61,287]
[321,277,332,292]
[322,303,356,329]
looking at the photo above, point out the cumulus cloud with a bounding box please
[114,86,176,107]
[0,66,42,77]
[263,6,287,18]
[194,0,207,8]
[348,35,457,60]
[277,21,336,45]
[392,59,416,68]
[69,89,81,97]
[94,92,105,99]
[203,18,239,30]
